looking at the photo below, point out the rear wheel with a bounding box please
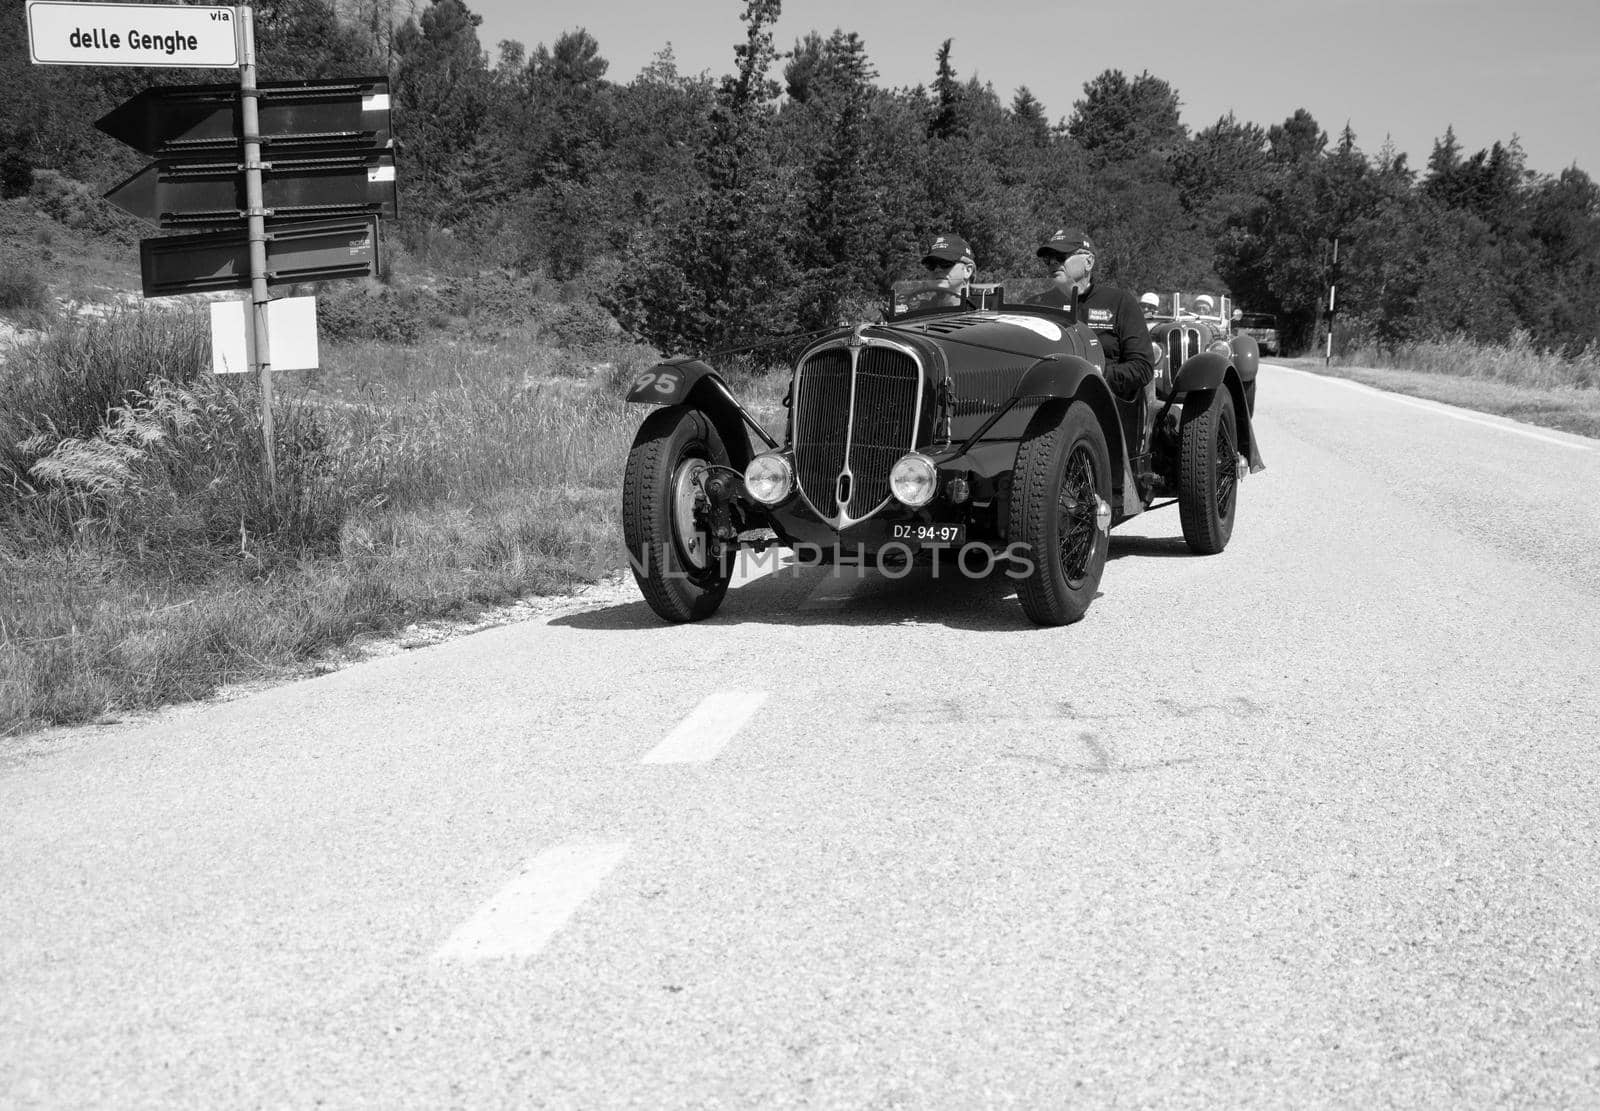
[1008,402,1112,627]
[622,406,734,622]
[1178,388,1238,554]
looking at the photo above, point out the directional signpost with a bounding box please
[26,2,399,489]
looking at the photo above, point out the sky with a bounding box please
[463,0,1600,178]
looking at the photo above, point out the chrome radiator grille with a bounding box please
[791,342,922,526]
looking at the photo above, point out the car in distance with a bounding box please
[621,278,1264,626]
[1232,311,1280,356]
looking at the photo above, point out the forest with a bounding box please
[4,0,1598,358]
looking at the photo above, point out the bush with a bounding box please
[27,169,142,244]
[541,299,618,352]
[0,250,50,314]
[316,283,443,344]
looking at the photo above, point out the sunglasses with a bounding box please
[923,258,969,272]
[1041,249,1086,265]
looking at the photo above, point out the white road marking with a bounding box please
[1266,363,1594,452]
[641,691,768,764]
[433,841,629,963]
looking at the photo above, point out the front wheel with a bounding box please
[1177,387,1239,554]
[622,406,734,622]
[1008,402,1113,627]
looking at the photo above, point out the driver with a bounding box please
[1140,291,1161,320]
[1029,227,1154,401]
[913,233,976,308]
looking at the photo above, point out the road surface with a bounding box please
[4,364,1599,1107]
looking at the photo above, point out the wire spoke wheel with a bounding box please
[1010,401,1111,627]
[1056,443,1101,587]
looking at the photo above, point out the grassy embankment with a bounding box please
[0,293,785,738]
[1284,333,1600,440]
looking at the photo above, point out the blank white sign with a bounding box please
[210,297,320,374]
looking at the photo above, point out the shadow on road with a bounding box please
[554,538,1233,633]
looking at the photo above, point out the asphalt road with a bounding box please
[5,364,1599,1108]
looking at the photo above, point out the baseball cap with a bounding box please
[1037,227,1094,258]
[922,233,975,267]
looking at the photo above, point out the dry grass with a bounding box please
[1,309,786,738]
[1286,333,1600,440]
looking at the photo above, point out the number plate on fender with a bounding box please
[890,522,966,546]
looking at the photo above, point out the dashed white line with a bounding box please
[640,690,768,764]
[433,841,630,963]
[1266,363,1594,451]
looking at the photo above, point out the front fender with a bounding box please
[1011,353,1104,401]
[1170,356,1265,475]
[1229,334,1260,382]
[623,356,775,472]
[1001,355,1138,520]
[624,356,718,406]
[1170,350,1232,394]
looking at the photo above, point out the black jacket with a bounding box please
[1030,282,1155,400]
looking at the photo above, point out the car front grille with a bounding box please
[1167,326,1202,372]
[791,342,922,526]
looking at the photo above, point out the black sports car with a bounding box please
[621,279,1264,626]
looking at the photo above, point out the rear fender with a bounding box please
[624,357,774,471]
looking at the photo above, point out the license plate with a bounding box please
[890,522,966,546]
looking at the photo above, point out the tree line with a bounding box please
[4,0,1597,357]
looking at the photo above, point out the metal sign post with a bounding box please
[235,4,274,491]
[1325,236,1339,367]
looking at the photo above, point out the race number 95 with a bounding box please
[631,370,681,396]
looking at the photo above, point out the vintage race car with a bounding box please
[1145,291,1261,418]
[621,278,1264,626]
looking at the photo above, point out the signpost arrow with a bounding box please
[94,76,392,157]
[104,148,398,228]
[139,216,379,297]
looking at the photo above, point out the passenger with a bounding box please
[1140,291,1161,321]
[1029,227,1154,401]
[914,233,976,309]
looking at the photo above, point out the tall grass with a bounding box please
[1,306,792,737]
[1337,331,1600,390]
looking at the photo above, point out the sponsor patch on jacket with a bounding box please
[1087,307,1114,326]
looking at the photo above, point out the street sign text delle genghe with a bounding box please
[26,2,239,68]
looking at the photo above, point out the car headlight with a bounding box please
[889,452,938,507]
[743,452,793,505]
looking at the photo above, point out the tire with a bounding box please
[622,406,734,622]
[1008,401,1113,627]
[1177,387,1239,555]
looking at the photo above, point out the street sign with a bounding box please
[211,297,318,374]
[139,215,379,297]
[95,76,392,157]
[25,1,240,68]
[106,148,397,228]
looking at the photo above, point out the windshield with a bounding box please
[886,277,1066,319]
[1236,313,1276,329]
